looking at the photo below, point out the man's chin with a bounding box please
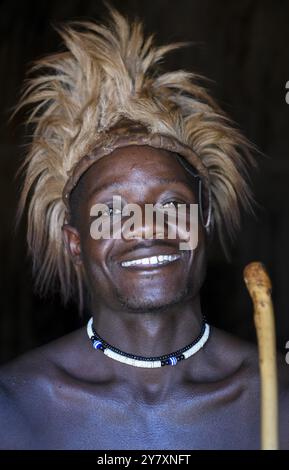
[116,287,189,314]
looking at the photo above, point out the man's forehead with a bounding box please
[87,145,187,178]
[95,144,178,169]
[87,176,196,199]
[84,145,186,183]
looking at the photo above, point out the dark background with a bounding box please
[1,0,289,364]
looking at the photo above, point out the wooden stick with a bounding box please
[243,262,278,450]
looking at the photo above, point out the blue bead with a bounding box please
[93,340,103,350]
[169,356,177,366]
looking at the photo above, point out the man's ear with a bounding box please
[62,224,82,265]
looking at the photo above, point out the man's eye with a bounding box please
[102,207,122,217]
[92,207,122,220]
[160,201,179,210]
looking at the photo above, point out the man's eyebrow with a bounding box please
[88,177,195,198]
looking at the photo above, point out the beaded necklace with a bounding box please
[87,317,210,368]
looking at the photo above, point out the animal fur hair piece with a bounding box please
[14,4,256,309]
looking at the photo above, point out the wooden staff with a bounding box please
[243,262,278,450]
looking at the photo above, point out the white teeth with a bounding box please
[121,254,180,267]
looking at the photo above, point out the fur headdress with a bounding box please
[15,5,255,309]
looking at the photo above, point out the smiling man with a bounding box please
[0,6,289,450]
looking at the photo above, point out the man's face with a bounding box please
[65,145,208,313]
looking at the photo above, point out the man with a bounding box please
[0,6,288,449]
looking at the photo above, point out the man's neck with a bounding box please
[88,295,206,395]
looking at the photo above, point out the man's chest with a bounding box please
[30,394,260,450]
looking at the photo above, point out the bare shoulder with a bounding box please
[0,368,31,449]
[212,326,289,383]
[212,328,289,448]
[208,327,260,379]
[211,327,289,402]
[0,349,47,449]
[0,327,85,449]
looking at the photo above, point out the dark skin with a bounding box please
[0,145,289,450]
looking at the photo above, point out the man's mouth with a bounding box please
[120,253,181,268]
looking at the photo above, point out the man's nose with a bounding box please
[122,205,165,240]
